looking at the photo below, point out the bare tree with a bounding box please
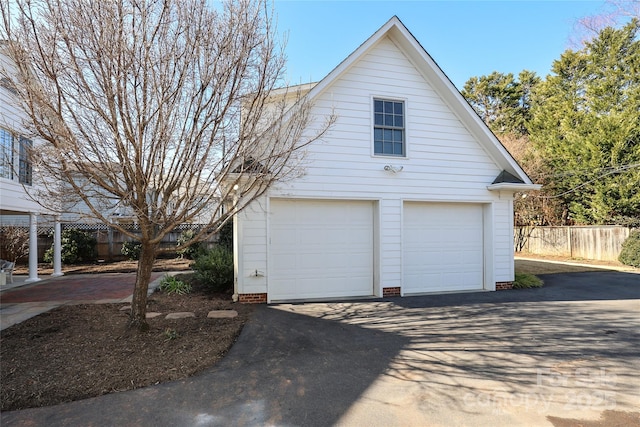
[1,0,333,330]
[498,133,567,251]
[570,0,640,47]
[0,226,29,264]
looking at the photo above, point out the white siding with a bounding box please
[235,34,516,299]
[235,198,268,295]
[493,196,515,282]
[0,50,45,215]
[379,199,402,290]
[270,36,501,201]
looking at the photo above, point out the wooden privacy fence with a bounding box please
[515,226,632,262]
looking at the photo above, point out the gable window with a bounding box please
[374,99,405,156]
[0,128,13,179]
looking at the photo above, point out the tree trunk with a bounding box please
[129,243,158,331]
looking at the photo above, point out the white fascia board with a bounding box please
[487,183,542,192]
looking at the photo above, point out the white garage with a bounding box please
[231,18,541,303]
[268,199,375,301]
[403,202,485,294]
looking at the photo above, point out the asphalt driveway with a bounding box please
[2,268,639,427]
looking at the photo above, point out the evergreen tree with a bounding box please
[528,19,640,225]
[462,70,539,136]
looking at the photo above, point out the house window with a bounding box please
[0,128,13,179]
[374,99,405,156]
[18,137,32,185]
[0,129,33,185]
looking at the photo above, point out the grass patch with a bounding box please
[513,272,544,289]
[158,275,192,295]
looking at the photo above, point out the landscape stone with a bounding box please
[207,310,238,318]
[165,312,195,319]
[146,312,162,319]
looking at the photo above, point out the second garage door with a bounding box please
[403,202,484,293]
[269,199,374,301]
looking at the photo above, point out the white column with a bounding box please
[52,216,63,277]
[25,212,41,283]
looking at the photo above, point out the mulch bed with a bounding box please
[0,276,254,412]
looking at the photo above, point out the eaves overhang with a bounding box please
[487,182,542,192]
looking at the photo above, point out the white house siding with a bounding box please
[235,34,516,301]
[0,50,44,215]
[1,47,63,281]
[235,199,269,296]
[493,197,515,283]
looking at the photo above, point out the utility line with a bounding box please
[533,163,640,198]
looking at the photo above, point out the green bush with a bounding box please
[176,229,204,260]
[618,230,640,268]
[44,228,97,264]
[513,273,544,289]
[192,246,234,292]
[158,275,192,295]
[121,240,142,260]
[217,220,233,252]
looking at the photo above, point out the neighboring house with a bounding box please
[232,17,540,303]
[0,41,62,280]
[57,167,220,226]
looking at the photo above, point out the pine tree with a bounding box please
[528,19,640,225]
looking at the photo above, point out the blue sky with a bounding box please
[272,1,611,89]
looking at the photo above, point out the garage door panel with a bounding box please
[403,202,484,293]
[270,199,374,301]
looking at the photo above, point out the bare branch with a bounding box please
[1,0,334,329]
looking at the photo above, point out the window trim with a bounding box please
[0,128,33,186]
[371,96,408,158]
[18,136,33,185]
[0,127,14,180]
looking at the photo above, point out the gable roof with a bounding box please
[304,16,540,191]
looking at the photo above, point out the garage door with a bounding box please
[269,199,374,301]
[403,202,484,293]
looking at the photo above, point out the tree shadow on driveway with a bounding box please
[0,303,410,427]
[273,271,639,425]
[2,270,638,426]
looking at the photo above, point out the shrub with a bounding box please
[176,229,203,260]
[121,240,142,260]
[158,275,192,295]
[217,220,233,252]
[44,228,97,264]
[0,226,29,263]
[512,273,544,289]
[192,246,234,292]
[618,230,640,268]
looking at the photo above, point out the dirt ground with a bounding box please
[0,271,254,412]
[515,252,639,275]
